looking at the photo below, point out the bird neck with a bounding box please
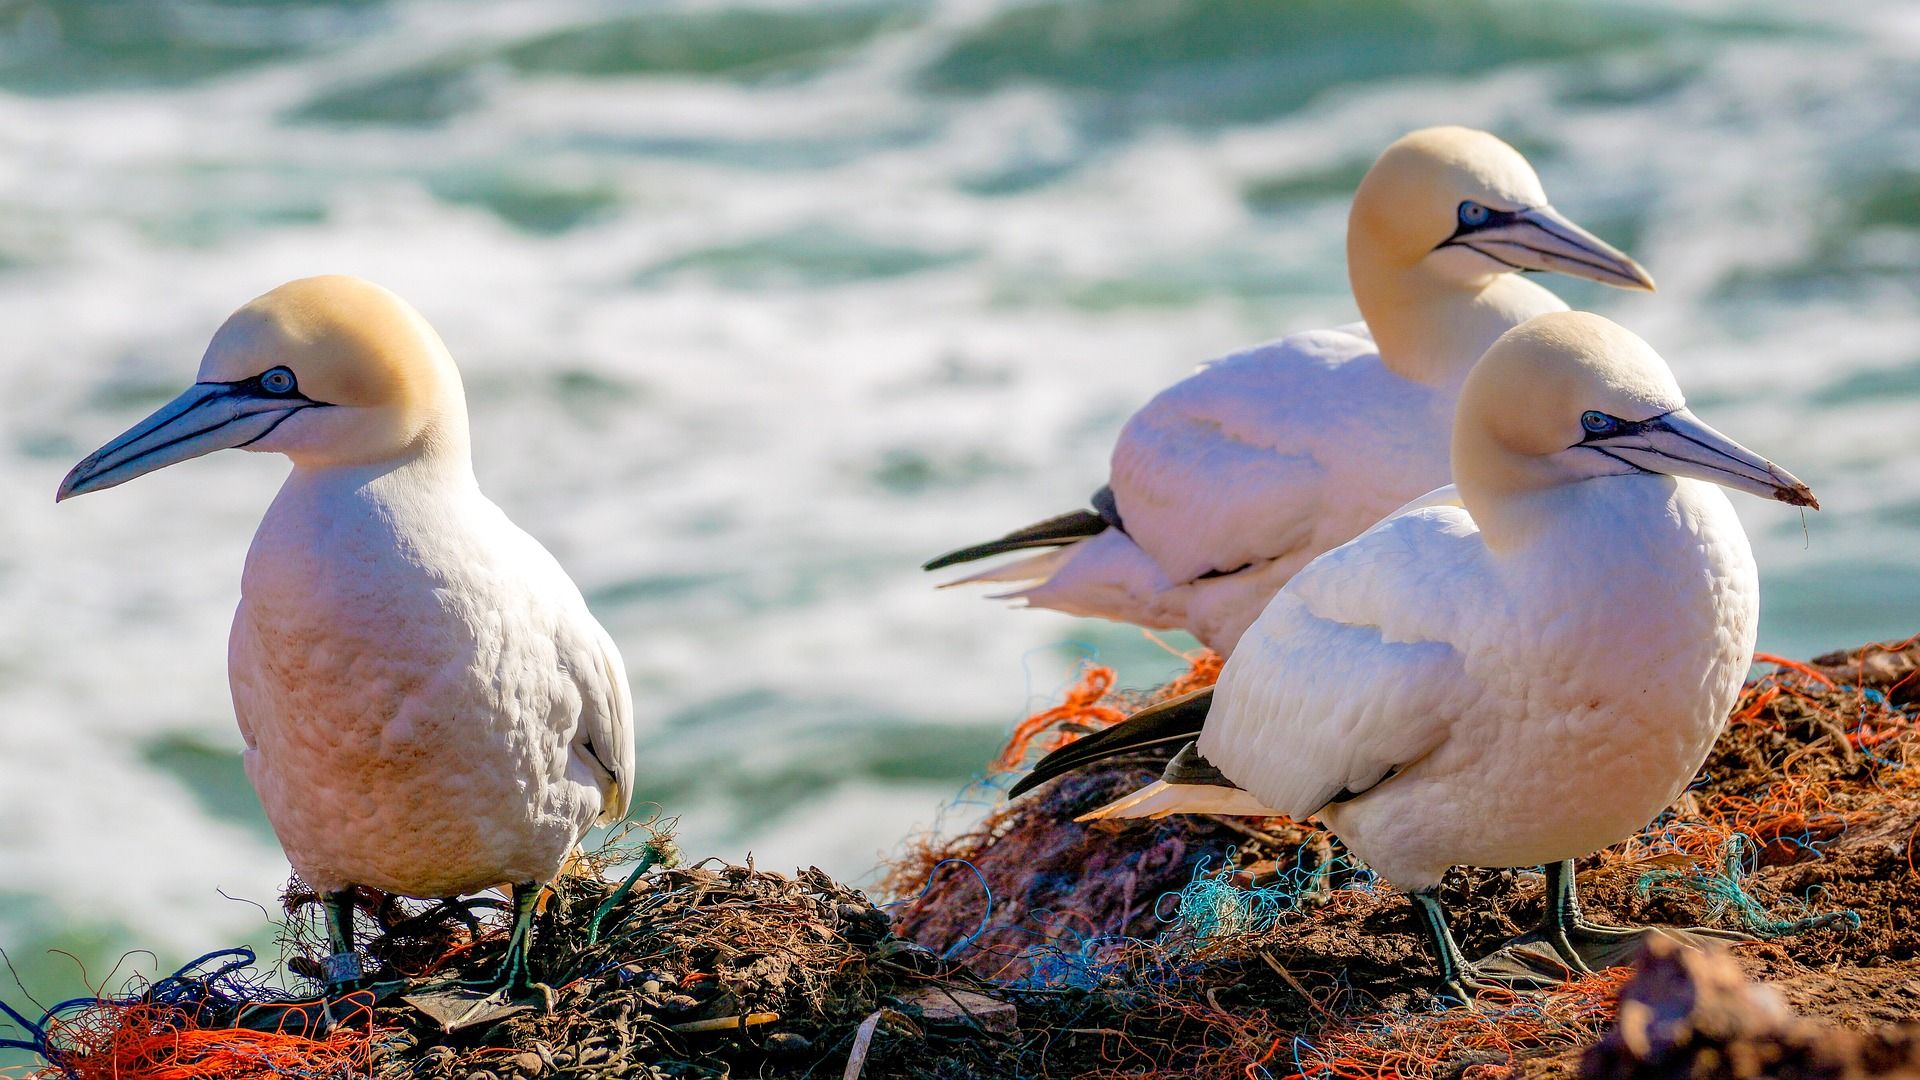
[286,425,478,500]
[1348,247,1569,388]
[1449,423,1581,552]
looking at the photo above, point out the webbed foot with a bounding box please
[1484,861,1756,981]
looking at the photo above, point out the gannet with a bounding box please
[1008,312,1816,1000]
[926,127,1655,656]
[58,276,635,1003]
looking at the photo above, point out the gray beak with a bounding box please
[1452,205,1655,291]
[57,381,318,501]
[1583,407,1817,508]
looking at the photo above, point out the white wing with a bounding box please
[1110,324,1450,586]
[503,514,639,828]
[1197,490,1493,819]
[569,617,635,825]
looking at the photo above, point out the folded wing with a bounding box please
[1199,490,1492,819]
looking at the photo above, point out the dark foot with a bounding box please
[1434,961,1563,1009]
[456,950,556,1011]
[1490,862,1755,981]
[400,981,553,1033]
[234,982,400,1037]
[1409,887,1563,1010]
[407,881,554,1027]
[450,975,556,1012]
[1481,920,1752,982]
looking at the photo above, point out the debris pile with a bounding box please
[1583,936,1920,1080]
[4,637,1917,1079]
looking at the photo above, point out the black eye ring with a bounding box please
[260,367,297,395]
[1581,410,1617,434]
[1457,200,1492,227]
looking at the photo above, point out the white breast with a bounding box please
[227,456,633,898]
[1321,477,1759,887]
[1199,474,1758,891]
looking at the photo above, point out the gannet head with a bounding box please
[1454,311,1815,513]
[1350,127,1654,291]
[58,276,467,500]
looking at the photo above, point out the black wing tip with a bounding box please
[921,508,1110,572]
[923,547,987,572]
[1005,772,1044,799]
[1001,686,1217,801]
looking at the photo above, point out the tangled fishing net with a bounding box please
[884,636,1920,1078]
[3,636,1916,1079]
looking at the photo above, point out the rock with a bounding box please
[837,901,889,944]
[655,993,702,1019]
[618,964,674,992]
[764,1031,813,1056]
[894,987,1017,1036]
[872,938,940,972]
[1809,641,1920,704]
[1584,936,1920,1079]
[506,1051,544,1077]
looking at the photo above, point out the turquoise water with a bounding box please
[1,0,1918,1044]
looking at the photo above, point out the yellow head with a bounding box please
[58,276,468,499]
[1349,127,1654,291]
[1451,311,1814,519]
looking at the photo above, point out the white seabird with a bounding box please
[926,127,1656,656]
[1008,311,1817,999]
[59,276,635,1001]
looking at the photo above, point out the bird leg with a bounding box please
[1410,889,1556,1006]
[1299,831,1336,908]
[401,884,554,1030]
[587,845,667,944]
[1479,861,1753,981]
[321,889,366,990]
[490,882,550,1002]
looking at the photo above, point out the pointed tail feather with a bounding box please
[936,545,1073,590]
[1006,687,1214,799]
[923,508,1109,571]
[1075,780,1285,821]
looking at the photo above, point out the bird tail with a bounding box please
[923,508,1110,572]
[1076,780,1284,821]
[1006,687,1214,798]
[936,545,1075,589]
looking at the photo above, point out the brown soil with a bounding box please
[882,640,1920,1078]
[19,639,1920,1080]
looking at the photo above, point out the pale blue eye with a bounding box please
[1581,410,1616,434]
[1457,201,1492,227]
[261,367,296,394]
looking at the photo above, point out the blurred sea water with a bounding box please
[1,0,1919,1029]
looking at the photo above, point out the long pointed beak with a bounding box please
[1585,407,1817,508]
[56,383,316,501]
[1459,206,1655,291]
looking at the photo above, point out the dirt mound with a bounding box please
[7,639,1918,1079]
[885,643,1920,1078]
[1583,935,1920,1080]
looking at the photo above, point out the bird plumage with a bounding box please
[230,453,634,897]
[60,276,638,992]
[927,128,1653,656]
[1062,313,1808,893]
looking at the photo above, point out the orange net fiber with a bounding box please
[993,640,1223,772]
[38,1000,378,1080]
[14,638,1918,1080]
[1270,969,1633,1080]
